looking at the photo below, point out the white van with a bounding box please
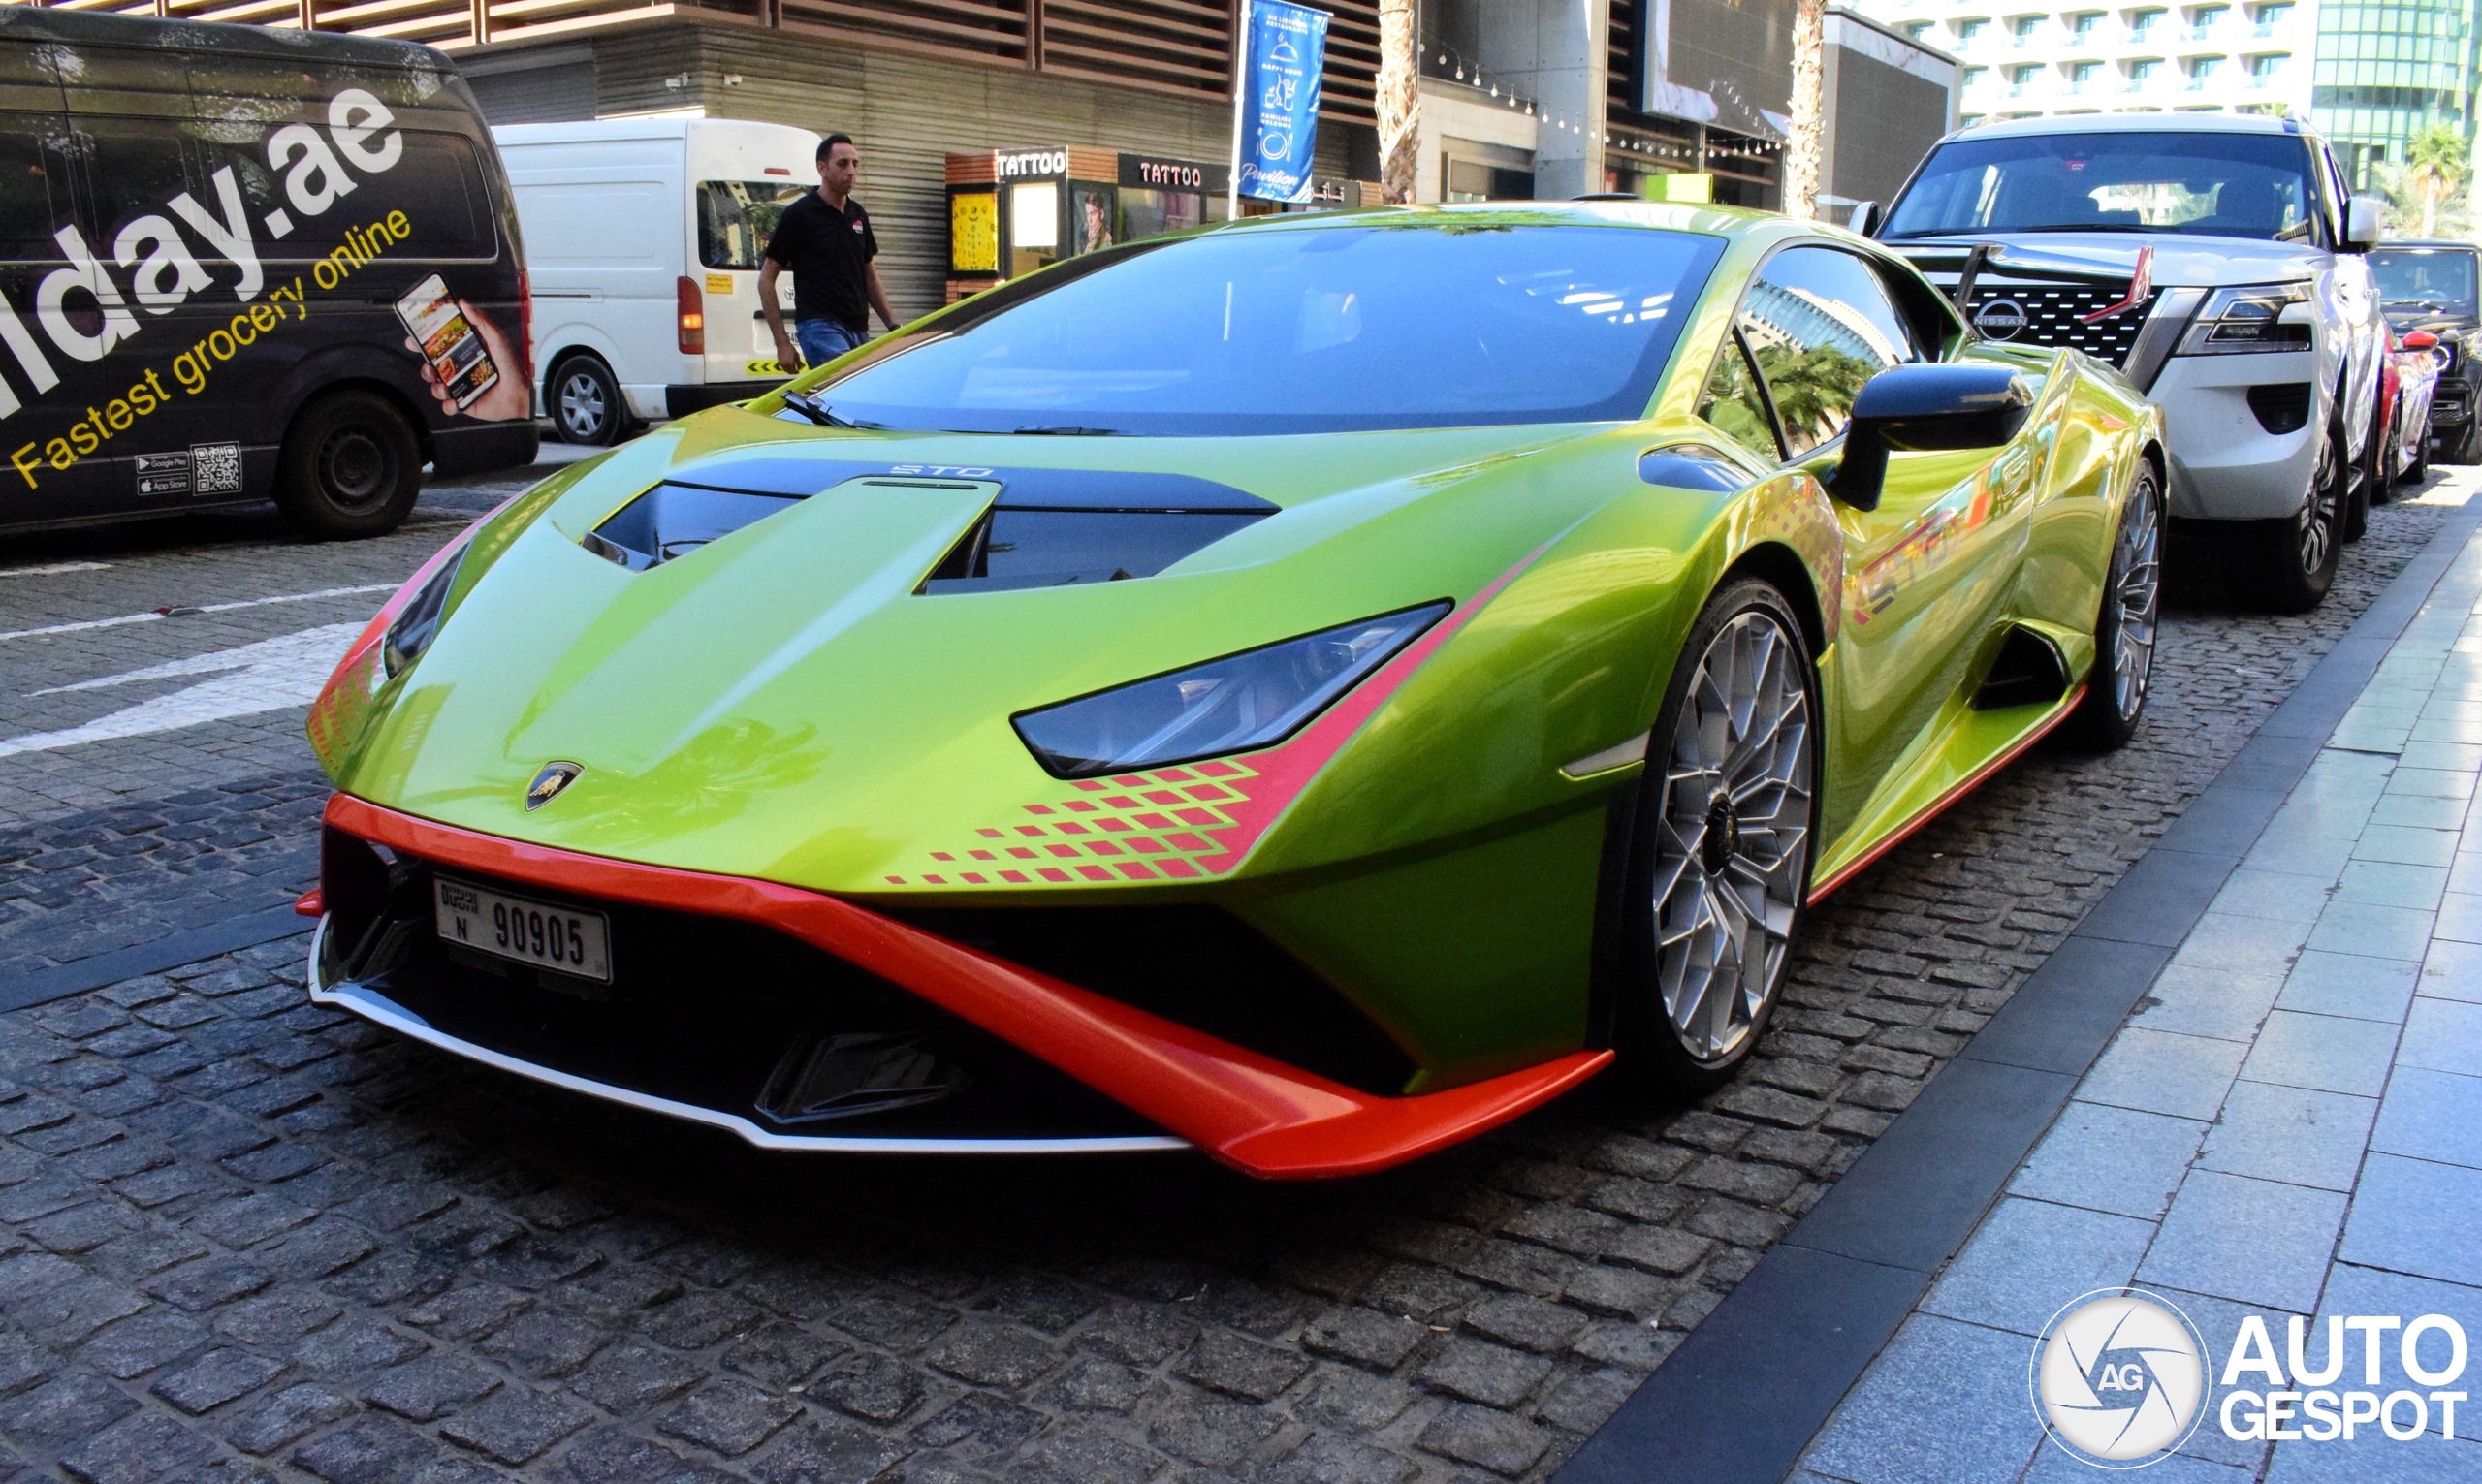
[492,117,818,444]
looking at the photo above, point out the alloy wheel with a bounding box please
[2112,480,2162,722]
[1650,609,1814,1064]
[2298,436,2341,576]
[557,370,609,442]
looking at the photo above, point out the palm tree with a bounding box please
[1377,0,1418,204]
[1782,0,1827,220]
[2404,123,2468,239]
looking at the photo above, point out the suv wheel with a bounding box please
[551,355,626,446]
[2343,406,2383,540]
[2231,422,2343,614]
[274,391,422,541]
[2447,415,2482,466]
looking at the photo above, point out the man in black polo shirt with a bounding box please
[760,133,899,371]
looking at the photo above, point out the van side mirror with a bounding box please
[2344,195,2383,253]
[1828,363,2034,512]
[1850,201,1884,238]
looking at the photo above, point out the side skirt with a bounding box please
[1805,686,2085,904]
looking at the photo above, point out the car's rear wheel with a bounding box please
[2231,422,2342,615]
[1615,580,1818,1096]
[275,390,422,541]
[2445,414,2481,466]
[550,354,626,446]
[2069,460,2162,751]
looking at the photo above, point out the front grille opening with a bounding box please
[888,903,1421,1095]
[319,848,1160,1140]
[2247,382,2313,435]
[917,509,1266,594]
[1963,283,2158,368]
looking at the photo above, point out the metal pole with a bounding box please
[1228,0,1248,220]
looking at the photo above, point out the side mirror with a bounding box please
[2344,195,2383,253]
[1850,201,1884,238]
[2405,331,2439,350]
[1829,363,2034,512]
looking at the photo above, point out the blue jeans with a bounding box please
[795,318,865,367]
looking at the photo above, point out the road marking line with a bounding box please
[0,562,111,579]
[3,622,366,757]
[0,584,396,643]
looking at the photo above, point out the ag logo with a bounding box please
[1975,298,2030,339]
[2031,1289,2211,1468]
[525,761,584,811]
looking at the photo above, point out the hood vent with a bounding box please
[583,463,1278,580]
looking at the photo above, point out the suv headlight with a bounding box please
[2177,282,2315,356]
[1013,602,1449,778]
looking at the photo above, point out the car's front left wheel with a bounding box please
[1615,579,1819,1097]
[2070,459,2162,750]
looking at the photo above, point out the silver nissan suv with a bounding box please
[1872,113,2387,613]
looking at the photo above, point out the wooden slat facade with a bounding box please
[8,0,1381,122]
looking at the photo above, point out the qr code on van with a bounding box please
[189,442,242,496]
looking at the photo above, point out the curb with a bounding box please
[0,904,311,1016]
[1555,495,2482,1484]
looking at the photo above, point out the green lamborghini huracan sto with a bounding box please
[304,201,2166,1179]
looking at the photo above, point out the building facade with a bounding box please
[1851,0,2316,126]
[2311,0,2481,182]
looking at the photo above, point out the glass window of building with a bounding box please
[2014,15,2040,37]
[1964,64,1989,84]
[2250,52,2286,76]
[2072,59,2103,81]
[2073,11,2104,34]
[2012,63,2042,83]
[1906,20,1932,38]
[1959,17,1989,40]
[2131,7,2167,34]
[2191,2,2229,27]
[2189,54,2224,78]
[2254,0,2291,24]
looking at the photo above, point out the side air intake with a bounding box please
[1971,626,2071,710]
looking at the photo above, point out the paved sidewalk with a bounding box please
[1796,513,2482,1484]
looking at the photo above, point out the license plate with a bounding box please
[434,876,612,982]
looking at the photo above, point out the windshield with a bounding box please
[2371,247,2480,322]
[699,180,811,269]
[803,221,1725,435]
[1885,132,2319,242]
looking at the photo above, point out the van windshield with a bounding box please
[1884,131,2320,242]
[804,221,1725,436]
[700,180,811,269]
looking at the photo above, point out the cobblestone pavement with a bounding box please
[0,473,2468,1484]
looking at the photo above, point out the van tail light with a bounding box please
[677,276,705,355]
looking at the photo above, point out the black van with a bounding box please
[0,8,534,540]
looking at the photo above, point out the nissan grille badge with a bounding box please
[1974,299,2030,340]
[525,762,584,811]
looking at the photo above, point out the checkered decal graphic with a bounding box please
[883,760,1264,887]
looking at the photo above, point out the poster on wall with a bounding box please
[1236,0,1329,204]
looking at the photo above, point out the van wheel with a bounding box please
[551,355,626,445]
[2229,423,2343,615]
[275,392,421,541]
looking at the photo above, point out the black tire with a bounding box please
[2406,425,2431,485]
[549,354,626,446]
[2228,422,2343,615]
[274,391,422,541]
[2068,460,2162,751]
[2342,408,2379,541]
[2444,414,2482,467]
[1613,579,1820,1099]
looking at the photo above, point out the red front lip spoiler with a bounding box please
[322,794,1609,1180]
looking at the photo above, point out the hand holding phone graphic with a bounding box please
[396,275,527,423]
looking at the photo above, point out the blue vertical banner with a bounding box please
[1236,0,1329,204]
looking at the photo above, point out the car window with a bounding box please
[1735,246,1912,458]
[1884,130,2318,243]
[2371,247,2480,321]
[699,179,810,270]
[1699,334,1778,458]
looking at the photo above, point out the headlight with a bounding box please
[2177,282,2314,356]
[382,544,469,679]
[1013,602,1449,778]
